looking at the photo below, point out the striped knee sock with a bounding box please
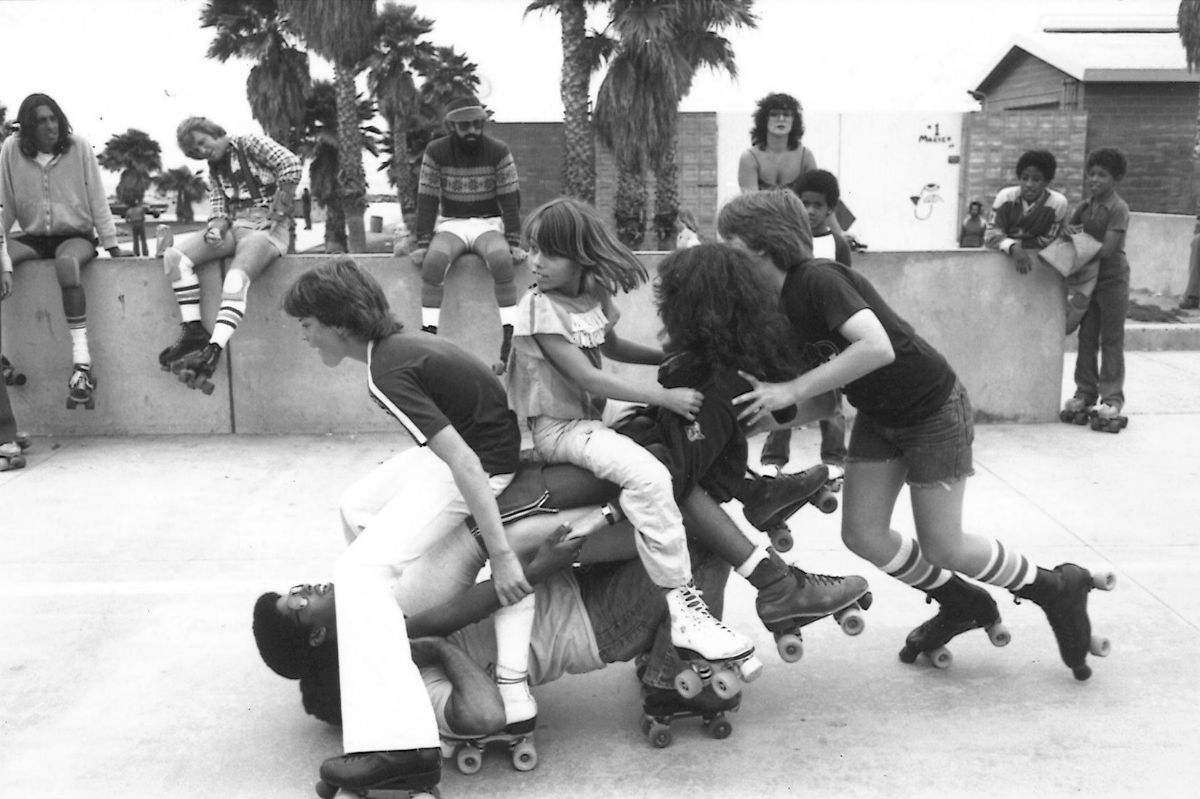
[963,539,1036,592]
[880,535,951,591]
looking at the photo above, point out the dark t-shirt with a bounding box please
[368,333,521,476]
[781,259,956,427]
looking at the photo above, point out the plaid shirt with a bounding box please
[207,134,301,221]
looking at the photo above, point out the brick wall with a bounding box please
[1081,82,1196,214]
[492,113,720,246]
[960,111,1090,218]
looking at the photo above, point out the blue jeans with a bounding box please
[579,547,731,690]
[847,380,975,488]
[1073,266,1130,408]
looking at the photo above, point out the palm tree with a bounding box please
[98,129,163,205]
[594,0,755,247]
[155,166,209,224]
[0,102,13,142]
[282,0,377,253]
[199,0,311,151]
[367,3,435,214]
[526,0,612,203]
[1180,0,1200,215]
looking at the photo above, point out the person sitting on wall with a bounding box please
[984,149,1068,275]
[410,95,526,374]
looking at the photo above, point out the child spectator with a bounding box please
[1062,148,1132,427]
[984,150,1068,274]
[507,197,755,673]
[958,201,985,248]
[759,169,849,478]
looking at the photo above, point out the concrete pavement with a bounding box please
[2,351,1199,799]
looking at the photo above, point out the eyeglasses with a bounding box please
[452,120,485,131]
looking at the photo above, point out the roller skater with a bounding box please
[721,190,1117,681]
[66,362,95,410]
[899,576,1010,669]
[1,355,25,386]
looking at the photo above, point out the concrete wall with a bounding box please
[1127,212,1194,296]
[1,249,1066,437]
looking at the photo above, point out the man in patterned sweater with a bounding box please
[411,95,525,372]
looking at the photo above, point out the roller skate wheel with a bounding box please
[314,780,338,799]
[511,740,537,772]
[1073,412,1089,425]
[710,718,733,740]
[898,645,918,664]
[1058,409,1073,423]
[838,608,865,636]
[0,454,26,471]
[1073,664,1093,681]
[648,722,672,749]
[737,655,764,683]
[987,622,1011,648]
[639,716,653,736]
[769,527,794,553]
[1091,570,1117,591]
[858,591,874,611]
[674,669,703,699]
[929,646,953,669]
[776,633,804,663]
[1089,635,1111,658]
[12,374,26,386]
[710,669,741,700]
[456,745,482,775]
[815,489,838,514]
[200,379,216,395]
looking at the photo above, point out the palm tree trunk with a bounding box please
[560,0,595,202]
[334,65,368,252]
[653,124,679,250]
[614,161,646,249]
[391,117,413,213]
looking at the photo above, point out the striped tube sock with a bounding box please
[963,539,1036,592]
[168,250,201,324]
[879,534,951,591]
[212,272,249,349]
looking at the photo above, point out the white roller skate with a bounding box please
[667,584,760,700]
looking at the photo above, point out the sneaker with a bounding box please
[666,584,754,662]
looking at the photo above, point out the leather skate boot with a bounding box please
[899,576,1008,665]
[174,342,222,393]
[750,551,870,629]
[739,464,829,532]
[494,667,537,735]
[318,747,440,797]
[159,320,210,370]
[1015,564,1097,681]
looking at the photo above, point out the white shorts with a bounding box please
[434,216,504,248]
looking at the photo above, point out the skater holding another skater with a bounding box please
[158,116,301,393]
[0,94,121,410]
[721,190,1114,681]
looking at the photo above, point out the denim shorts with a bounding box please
[847,379,975,487]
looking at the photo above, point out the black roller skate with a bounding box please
[316,747,440,799]
[899,576,1011,669]
[159,320,210,371]
[66,363,96,410]
[740,464,832,552]
[2,354,26,386]
[1,435,30,471]
[1059,395,1094,426]
[173,341,221,395]
[749,552,872,661]
[640,686,741,749]
[1089,402,1128,434]
[1015,564,1116,681]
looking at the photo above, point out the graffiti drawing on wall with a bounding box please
[909,182,942,221]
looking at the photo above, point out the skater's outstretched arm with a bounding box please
[410,637,505,736]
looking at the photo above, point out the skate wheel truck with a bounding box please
[674,653,763,701]
[640,709,734,749]
[772,590,874,663]
[1089,410,1128,434]
[442,728,538,775]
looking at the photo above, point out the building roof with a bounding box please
[974,28,1200,93]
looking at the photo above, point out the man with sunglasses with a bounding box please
[411,95,525,373]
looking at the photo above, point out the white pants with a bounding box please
[531,417,691,588]
[335,445,513,753]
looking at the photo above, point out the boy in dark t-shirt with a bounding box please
[718,190,1113,684]
[281,257,527,795]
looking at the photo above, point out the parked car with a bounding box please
[109,197,169,218]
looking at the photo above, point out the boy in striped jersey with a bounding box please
[410,95,525,373]
[984,149,1069,275]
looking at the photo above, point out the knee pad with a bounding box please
[163,247,194,283]
[421,250,453,288]
[222,269,250,301]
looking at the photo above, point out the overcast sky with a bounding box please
[0,0,1180,192]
